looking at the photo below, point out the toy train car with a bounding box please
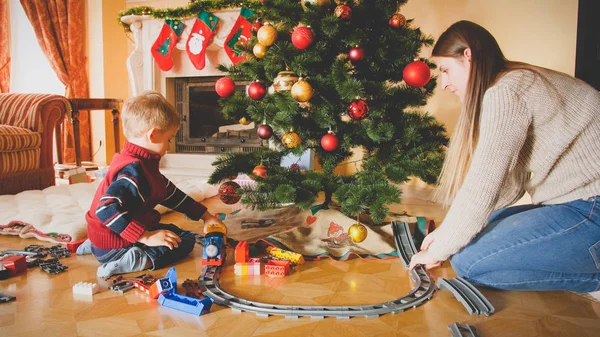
[202,223,227,267]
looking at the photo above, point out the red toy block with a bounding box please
[235,241,249,263]
[0,255,27,276]
[67,238,88,253]
[265,260,291,278]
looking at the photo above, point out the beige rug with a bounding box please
[219,204,418,261]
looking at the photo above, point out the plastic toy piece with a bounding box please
[158,292,214,316]
[197,221,436,319]
[0,265,9,280]
[438,278,495,316]
[265,260,291,278]
[241,219,275,229]
[38,258,68,274]
[109,281,135,293]
[235,241,249,263]
[448,322,480,337]
[73,282,100,296]
[0,255,27,276]
[266,246,305,266]
[148,277,174,299]
[0,293,16,303]
[66,238,88,254]
[181,279,204,299]
[234,258,262,275]
[203,232,226,266]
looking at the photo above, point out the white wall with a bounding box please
[9,0,64,94]
[402,0,579,135]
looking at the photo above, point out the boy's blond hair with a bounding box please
[122,91,180,139]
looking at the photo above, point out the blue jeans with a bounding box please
[450,196,600,292]
[91,223,196,271]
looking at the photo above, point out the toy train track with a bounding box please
[198,221,436,319]
[448,322,480,337]
[438,277,495,316]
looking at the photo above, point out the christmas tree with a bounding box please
[209,0,448,224]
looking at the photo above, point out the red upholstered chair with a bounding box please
[0,94,69,195]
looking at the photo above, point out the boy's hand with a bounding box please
[138,230,181,250]
[201,212,227,234]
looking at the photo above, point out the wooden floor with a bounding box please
[1,189,600,337]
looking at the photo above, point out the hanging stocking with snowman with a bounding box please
[186,11,219,70]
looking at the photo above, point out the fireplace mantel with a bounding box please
[121,9,241,97]
[120,11,315,177]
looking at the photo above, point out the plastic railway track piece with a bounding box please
[110,281,135,294]
[0,293,16,303]
[391,221,418,268]
[197,220,437,319]
[448,322,480,337]
[438,278,495,316]
[158,292,214,316]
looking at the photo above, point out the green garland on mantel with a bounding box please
[118,0,262,32]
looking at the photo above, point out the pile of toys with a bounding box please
[0,244,74,279]
[72,268,214,316]
[233,241,304,278]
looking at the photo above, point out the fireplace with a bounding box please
[173,77,267,154]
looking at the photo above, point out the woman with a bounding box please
[408,20,600,293]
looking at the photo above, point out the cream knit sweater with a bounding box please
[427,67,600,261]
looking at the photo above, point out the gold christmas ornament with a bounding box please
[273,70,299,92]
[301,0,331,9]
[291,77,313,102]
[348,223,368,243]
[239,117,251,125]
[257,22,278,47]
[253,43,268,59]
[282,129,302,149]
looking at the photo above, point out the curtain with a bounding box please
[20,0,90,163]
[0,0,9,93]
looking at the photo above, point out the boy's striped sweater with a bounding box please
[85,142,207,249]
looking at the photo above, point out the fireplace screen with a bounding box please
[174,77,267,154]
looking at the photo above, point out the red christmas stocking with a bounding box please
[151,19,185,71]
[223,7,255,64]
[186,11,219,70]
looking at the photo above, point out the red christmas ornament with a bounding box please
[349,46,364,62]
[291,26,314,50]
[215,77,236,97]
[289,163,301,171]
[321,131,339,151]
[403,60,431,88]
[252,164,268,177]
[251,19,262,32]
[218,181,241,204]
[248,81,267,100]
[334,4,352,19]
[389,13,407,28]
[257,124,273,139]
[347,98,369,120]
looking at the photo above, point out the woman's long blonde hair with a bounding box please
[432,21,528,207]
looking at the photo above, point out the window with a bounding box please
[9,0,64,94]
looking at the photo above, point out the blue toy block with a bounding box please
[158,292,214,316]
[165,267,177,292]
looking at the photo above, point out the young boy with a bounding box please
[81,91,225,277]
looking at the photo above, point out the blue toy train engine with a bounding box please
[202,226,226,267]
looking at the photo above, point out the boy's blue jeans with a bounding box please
[450,196,600,293]
[91,223,196,271]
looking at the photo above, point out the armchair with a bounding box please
[0,94,69,195]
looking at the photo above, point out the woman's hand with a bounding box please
[409,250,442,270]
[138,230,181,250]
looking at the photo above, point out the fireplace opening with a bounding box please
[174,76,267,154]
